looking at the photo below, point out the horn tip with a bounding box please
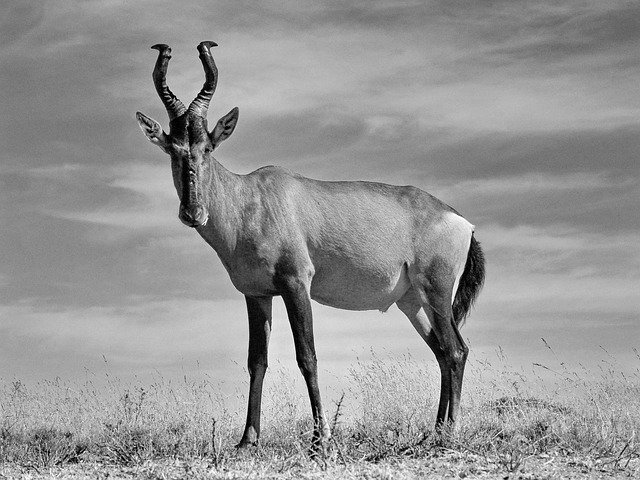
[151,44,171,53]
[198,41,218,52]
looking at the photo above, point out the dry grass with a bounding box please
[0,349,638,479]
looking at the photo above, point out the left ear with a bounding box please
[210,107,239,148]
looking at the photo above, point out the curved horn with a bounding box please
[151,44,187,120]
[188,41,219,118]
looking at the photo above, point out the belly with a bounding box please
[309,261,411,312]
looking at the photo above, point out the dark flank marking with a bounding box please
[272,250,301,292]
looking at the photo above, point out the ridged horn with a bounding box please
[188,41,219,118]
[151,44,187,121]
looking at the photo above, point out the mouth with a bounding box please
[179,213,209,228]
[181,216,208,228]
[194,217,208,228]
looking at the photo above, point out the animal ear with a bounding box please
[136,112,170,152]
[210,107,239,147]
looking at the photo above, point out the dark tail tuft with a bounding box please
[452,234,485,326]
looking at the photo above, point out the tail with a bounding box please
[452,233,485,326]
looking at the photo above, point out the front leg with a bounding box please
[238,295,272,447]
[278,276,331,451]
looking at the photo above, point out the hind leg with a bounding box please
[417,279,468,426]
[396,291,450,427]
[397,278,469,426]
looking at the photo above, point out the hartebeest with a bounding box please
[136,42,485,448]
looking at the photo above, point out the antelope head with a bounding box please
[136,42,239,228]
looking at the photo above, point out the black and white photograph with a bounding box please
[1,1,639,478]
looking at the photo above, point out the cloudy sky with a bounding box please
[1,0,639,394]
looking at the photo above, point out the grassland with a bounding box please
[0,350,638,479]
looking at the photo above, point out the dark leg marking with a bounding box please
[276,274,330,451]
[397,267,469,431]
[425,332,450,428]
[426,295,468,427]
[238,295,272,447]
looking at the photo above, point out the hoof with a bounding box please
[309,436,331,459]
[235,440,258,450]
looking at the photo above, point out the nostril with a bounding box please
[179,204,207,227]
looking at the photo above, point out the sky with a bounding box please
[1,0,639,398]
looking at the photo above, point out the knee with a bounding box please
[248,358,268,377]
[449,347,468,373]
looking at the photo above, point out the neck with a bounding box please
[195,156,243,259]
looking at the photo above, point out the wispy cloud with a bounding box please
[442,171,634,196]
[0,298,247,381]
[481,223,640,277]
[0,162,234,308]
[33,162,178,230]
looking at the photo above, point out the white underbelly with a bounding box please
[309,265,411,312]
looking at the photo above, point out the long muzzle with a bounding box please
[178,203,208,227]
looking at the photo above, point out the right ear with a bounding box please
[136,112,170,153]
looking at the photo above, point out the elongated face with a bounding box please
[135,42,239,228]
[168,117,213,227]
